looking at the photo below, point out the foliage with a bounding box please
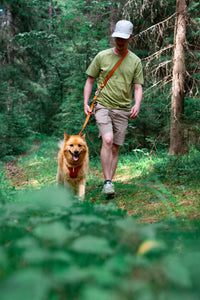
[0,0,199,159]
[0,185,200,300]
[152,148,200,183]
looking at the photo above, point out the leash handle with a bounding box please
[79,49,129,137]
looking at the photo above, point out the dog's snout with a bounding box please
[74,150,79,155]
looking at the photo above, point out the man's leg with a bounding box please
[101,139,120,180]
[101,134,120,195]
[94,104,127,194]
[101,132,114,181]
[110,143,120,180]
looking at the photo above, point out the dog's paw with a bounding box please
[79,196,85,201]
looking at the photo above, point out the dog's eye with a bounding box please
[70,144,73,147]
[78,144,82,147]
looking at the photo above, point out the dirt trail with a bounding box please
[4,142,41,187]
[5,159,28,186]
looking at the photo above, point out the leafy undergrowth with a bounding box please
[1,138,200,299]
[0,186,200,300]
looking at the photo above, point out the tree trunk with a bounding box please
[5,4,13,65]
[168,0,188,155]
[109,2,118,46]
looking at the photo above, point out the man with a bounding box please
[84,20,144,195]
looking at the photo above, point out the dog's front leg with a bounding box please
[78,179,86,200]
[56,168,64,184]
[73,186,79,196]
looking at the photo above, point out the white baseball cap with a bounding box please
[112,20,133,39]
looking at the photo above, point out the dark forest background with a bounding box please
[0,0,199,159]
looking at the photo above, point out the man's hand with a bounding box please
[130,84,143,119]
[84,104,92,116]
[130,104,140,119]
[84,76,96,115]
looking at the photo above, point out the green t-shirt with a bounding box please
[86,48,144,110]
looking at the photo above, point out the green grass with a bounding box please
[1,137,200,223]
[87,148,200,224]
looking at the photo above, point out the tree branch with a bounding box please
[143,75,172,95]
[142,44,174,63]
[133,13,176,40]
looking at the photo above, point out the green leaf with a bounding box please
[80,285,121,300]
[115,217,156,240]
[163,256,192,287]
[54,266,91,284]
[0,269,51,300]
[15,236,39,249]
[71,214,108,226]
[0,247,8,269]
[120,280,154,300]
[18,186,73,213]
[71,235,113,255]
[88,267,117,286]
[105,254,134,275]
[33,222,75,246]
[115,216,136,232]
[23,248,71,264]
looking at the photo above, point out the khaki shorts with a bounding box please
[94,103,131,145]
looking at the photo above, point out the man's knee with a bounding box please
[102,133,113,148]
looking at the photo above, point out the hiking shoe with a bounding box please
[102,181,115,195]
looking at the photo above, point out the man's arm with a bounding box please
[130,83,143,119]
[84,76,96,115]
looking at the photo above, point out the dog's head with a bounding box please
[63,132,88,165]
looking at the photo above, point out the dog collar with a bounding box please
[67,165,82,178]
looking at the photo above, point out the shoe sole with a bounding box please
[101,189,115,195]
[106,193,115,200]
[106,191,115,195]
[101,190,115,195]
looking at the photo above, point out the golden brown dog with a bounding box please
[56,133,89,199]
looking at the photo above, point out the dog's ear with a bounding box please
[82,134,86,140]
[64,132,70,141]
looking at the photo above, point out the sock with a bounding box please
[104,180,112,184]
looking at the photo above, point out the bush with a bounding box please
[0,186,200,299]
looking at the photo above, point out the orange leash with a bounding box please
[79,49,129,137]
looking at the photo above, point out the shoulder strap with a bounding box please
[102,49,129,87]
[79,49,129,136]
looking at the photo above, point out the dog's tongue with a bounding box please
[73,156,79,162]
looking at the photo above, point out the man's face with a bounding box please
[114,37,131,54]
